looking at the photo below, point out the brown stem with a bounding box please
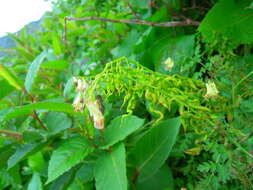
[65,16,200,27]
[0,129,23,140]
[32,111,48,131]
[64,16,199,47]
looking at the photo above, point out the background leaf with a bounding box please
[0,64,22,90]
[25,51,47,92]
[199,0,253,46]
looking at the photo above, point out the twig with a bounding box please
[32,111,48,131]
[183,6,209,11]
[64,16,200,45]
[0,129,23,140]
[65,16,199,27]
[127,2,140,19]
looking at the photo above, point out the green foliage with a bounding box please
[0,0,252,189]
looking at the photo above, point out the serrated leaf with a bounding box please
[102,115,144,148]
[25,51,47,92]
[0,102,82,122]
[27,173,42,190]
[95,143,127,190]
[130,117,180,182]
[47,136,93,184]
[0,64,22,90]
[8,142,46,170]
[199,0,253,46]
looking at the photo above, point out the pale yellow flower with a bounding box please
[163,57,174,71]
[204,81,219,99]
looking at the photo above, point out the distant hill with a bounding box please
[0,18,43,57]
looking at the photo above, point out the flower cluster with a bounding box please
[73,77,104,129]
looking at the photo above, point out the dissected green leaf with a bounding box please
[25,51,47,92]
[102,115,144,148]
[95,143,127,190]
[130,117,180,182]
[199,0,253,46]
[47,136,94,184]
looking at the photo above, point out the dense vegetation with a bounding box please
[0,0,253,189]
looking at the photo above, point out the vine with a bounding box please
[75,57,220,133]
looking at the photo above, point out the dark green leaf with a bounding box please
[44,112,72,135]
[47,136,93,184]
[130,117,180,182]
[199,0,253,46]
[8,142,46,170]
[95,143,127,190]
[137,164,174,190]
[102,115,144,148]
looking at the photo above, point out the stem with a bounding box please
[64,16,199,46]
[65,16,200,27]
[0,129,23,140]
[232,71,253,105]
[32,111,48,131]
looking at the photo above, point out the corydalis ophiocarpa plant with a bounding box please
[81,57,218,133]
[73,77,104,129]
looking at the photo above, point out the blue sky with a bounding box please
[0,0,51,37]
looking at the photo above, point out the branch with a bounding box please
[64,16,200,46]
[65,16,200,27]
[32,111,48,131]
[0,129,23,140]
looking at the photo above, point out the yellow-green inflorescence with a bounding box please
[73,57,218,133]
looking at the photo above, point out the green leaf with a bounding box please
[25,51,47,92]
[47,136,93,184]
[153,35,195,75]
[8,142,46,170]
[102,115,144,148]
[27,173,42,190]
[0,64,23,90]
[137,164,174,190]
[129,117,180,182]
[28,152,45,173]
[0,102,82,122]
[75,162,94,183]
[44,112,72,135]
[95,143,127,190]
[199,0,253,46]
[0,80,15,100]
[41,60,68,70]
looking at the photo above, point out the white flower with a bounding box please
[204,81,219,98]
